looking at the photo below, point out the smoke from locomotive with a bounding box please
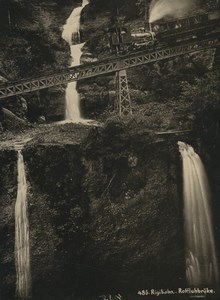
[149,0,196,23]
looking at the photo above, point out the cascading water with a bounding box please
[62,0,89,122]
[15,147,31,299]
[178,141,219,287]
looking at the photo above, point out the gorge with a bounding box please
[0,1,220,300]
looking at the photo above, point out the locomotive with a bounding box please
[109,11,220,53]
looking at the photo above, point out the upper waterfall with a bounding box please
[62,0,89,45]
[62,0,89,122]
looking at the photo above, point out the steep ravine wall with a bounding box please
[0,150,17,300]
[81,132,185,297]
[0,126,187,300]
[0,0,78,123]
[25,143,89,300]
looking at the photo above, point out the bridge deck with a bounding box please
[0,37,219,100]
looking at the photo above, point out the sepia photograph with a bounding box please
[0,0,220,299]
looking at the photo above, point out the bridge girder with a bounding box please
[0,37,219,101]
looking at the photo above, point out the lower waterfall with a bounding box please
[178,141,219,287]
[15,149,31,299]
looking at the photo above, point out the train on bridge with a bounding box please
[0,9,220,100]
[109,10,220,53]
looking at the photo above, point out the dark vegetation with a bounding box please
[0,0,78,123]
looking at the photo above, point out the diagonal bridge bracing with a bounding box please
[0,37,219,100]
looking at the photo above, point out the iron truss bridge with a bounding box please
[0,37,219,100]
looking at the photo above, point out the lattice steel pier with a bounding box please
[116,70,132,116]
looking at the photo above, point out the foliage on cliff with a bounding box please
[0,0,77,124]
[0,0,73,80]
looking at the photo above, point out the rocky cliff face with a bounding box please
[0,116,220,299]
[0,150,17,299]
[1,120,219,299]
[0,123,187,299]
[81,123,186,296]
